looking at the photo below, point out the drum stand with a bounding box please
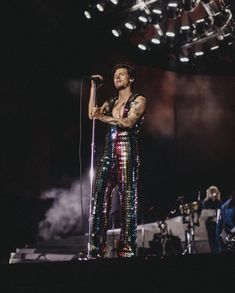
[180,202,200,255]
[183,213,197,254]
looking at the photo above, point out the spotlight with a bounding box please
[165,31,176,48]
[152,7,163,15]
[194,51,204,57]
[195,17,212,37]
[179,55,190,62]
[178,48,190,62]
[195,18,206,35]
[180,24,196,43]
[84,10,92,19]
[167,1,182,19]
[110,0,119,5]
[96,2,106,12]
[124,10,150,32]
[151,1,163,15]
[166,31,176,37]
[111,28,122,37]
[137,42,149,51]
[124,20,136,31]
[151,7,164,24]
[138,10,151,24]
[194,46,204,57]
[151,36,161,45]
[210,44,219,51]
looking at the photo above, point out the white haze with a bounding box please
[38,172,91,240]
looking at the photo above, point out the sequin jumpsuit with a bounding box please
[90,93,144,257]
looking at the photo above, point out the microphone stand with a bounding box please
[87,82,97,259]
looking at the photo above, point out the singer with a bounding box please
[88,63,146,258]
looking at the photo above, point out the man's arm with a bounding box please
[96,96,146,128]
[88,75,104,119]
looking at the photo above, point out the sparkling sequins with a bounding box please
[89,94,144,257]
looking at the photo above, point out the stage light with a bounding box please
[81,0,235,62]
[138,11,151,24]
[166,31,176,38]
[195,18,205,34]
[194,48,204,57]
[165,31,177,48]
[152,7,162,15]
[194,51,204,57]
[179,55,190,62]
[111,28,122,37]
[84,10,92,19]
[195,17,213,37]
[151,35,161,45]
[210,44,219,51]
[96,2,105,12]
[123,9,150,32]
[110,0,119,5]
[150,0,163,14]
[180,24,196,43]
[151,7,164,24]
[167,1,182,19]
[179,50,190,62]
[137,42,148,51]
[124,20,136,31]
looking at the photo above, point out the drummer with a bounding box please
[202,186,222,253]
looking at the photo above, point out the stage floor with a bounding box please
[1,253,235,293]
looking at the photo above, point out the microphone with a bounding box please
[90,76,104,83]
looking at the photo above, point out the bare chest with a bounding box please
[112,100,127,118]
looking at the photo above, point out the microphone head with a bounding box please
[90,76,104,83]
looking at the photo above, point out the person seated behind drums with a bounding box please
[202,186,222,253]
[216,189,235,253]
[203,186,221,210]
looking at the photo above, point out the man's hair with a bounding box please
[112,62,136,80]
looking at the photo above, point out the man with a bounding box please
[88,63,146,258]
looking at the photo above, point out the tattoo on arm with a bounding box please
[98,96,146,128]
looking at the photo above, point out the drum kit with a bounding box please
[148,199,201,256]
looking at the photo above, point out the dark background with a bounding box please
[1,1,235,261]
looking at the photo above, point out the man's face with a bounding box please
[113,68,132,90]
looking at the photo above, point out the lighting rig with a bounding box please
[82,0,235,63]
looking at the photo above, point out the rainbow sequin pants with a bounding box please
[89,128,139,257]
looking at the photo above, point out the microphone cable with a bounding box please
[78,77,85,234]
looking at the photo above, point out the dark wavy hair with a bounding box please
[112,63,136,80]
